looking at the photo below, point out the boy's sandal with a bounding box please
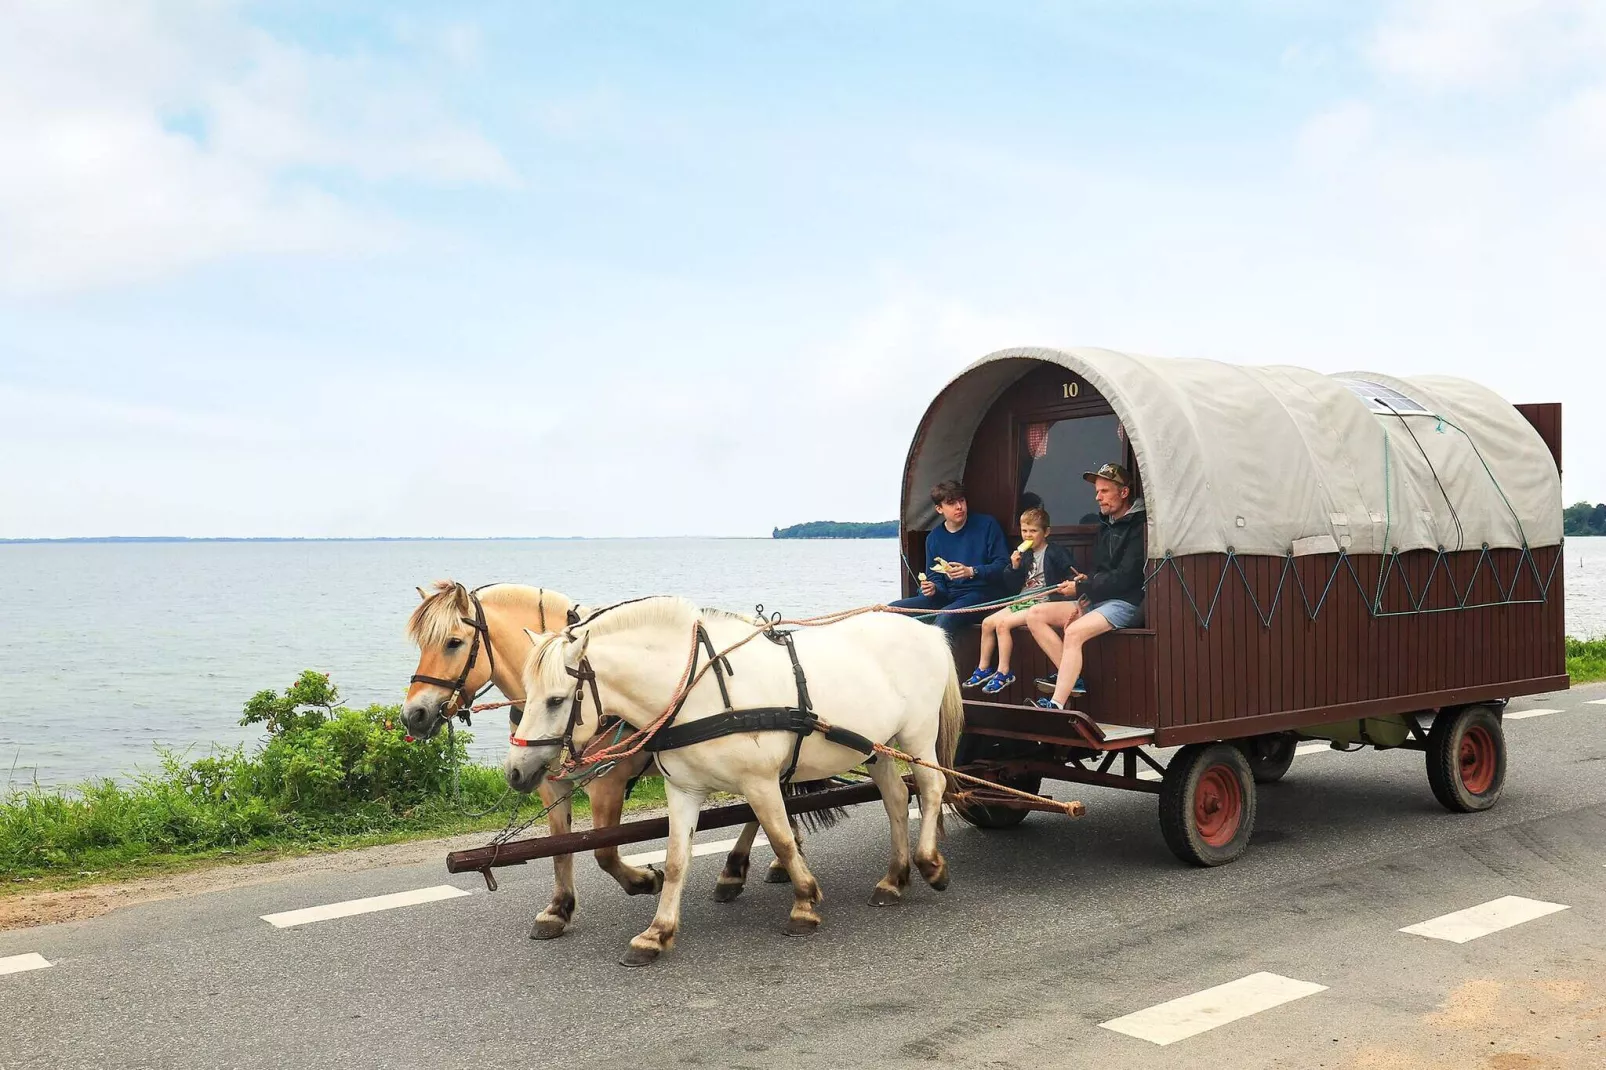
[981,671,1016,694]
[962,667,996,689]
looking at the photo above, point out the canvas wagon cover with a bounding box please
[903,347,1561,559]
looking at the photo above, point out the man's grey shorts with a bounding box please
[1086,598,1143,629]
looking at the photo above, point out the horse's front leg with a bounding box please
[621,780,707,967]
[589,755,665,897]
[530,778,576,940]
[744,780,824,937]
[866,756,912,906]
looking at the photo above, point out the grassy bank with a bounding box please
[1568,637,1606,685]
[1,671,663,893]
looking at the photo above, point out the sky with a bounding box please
[2,0,1603,538]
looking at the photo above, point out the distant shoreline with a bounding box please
[0,535,896,545]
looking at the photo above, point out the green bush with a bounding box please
[1,671,509,881]
[1568,637,1606,684]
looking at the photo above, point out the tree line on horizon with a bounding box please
[1564,501,1606,537]
[772,520,899,539]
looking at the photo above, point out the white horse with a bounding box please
[506,596,963,966]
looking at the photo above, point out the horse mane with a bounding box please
[407,581,573,647]
[407,580,472,647]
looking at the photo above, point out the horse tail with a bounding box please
[935,659,965,834]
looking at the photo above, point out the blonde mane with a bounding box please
[407,581,572,648]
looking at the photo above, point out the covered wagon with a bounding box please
[903,346,1566,863]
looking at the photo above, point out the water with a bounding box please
[0,539,901,788]
[1,537,1601,789]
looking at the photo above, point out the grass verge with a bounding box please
[1567,637,1606,685]
[1,671,666,896]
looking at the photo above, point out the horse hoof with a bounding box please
[619,944,661,967]
[764,866,791,885]
[529,918,567,940]
[869,887,902,907]
[626,867,665,896]
[782,916,820,937]
[712,881,745,904]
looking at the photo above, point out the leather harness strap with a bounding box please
[409,585,496,728]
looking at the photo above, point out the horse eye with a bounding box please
[545,695,566,710]
[445,638,464,650]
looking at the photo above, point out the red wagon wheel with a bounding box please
[1426,704,1506,812]
[1159,743,1257,866]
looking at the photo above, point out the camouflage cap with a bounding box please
[1082,462,1131,487]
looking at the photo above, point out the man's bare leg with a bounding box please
[1049,612,1115,707]
[1025,600,1081,666]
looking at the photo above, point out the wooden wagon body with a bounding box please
[897,348,1565,859]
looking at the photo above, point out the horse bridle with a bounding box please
[409,585,496,729]
[510,626,598,753]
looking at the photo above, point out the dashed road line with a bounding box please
[261,885,471,929]
[1586,698,1606,706]
[1099,972,1327,1046]
[1399,895,1569,944]
[1505,708,1563,720]
[0,953,54,977]
[623,804,929,865]
[623,836,768,867]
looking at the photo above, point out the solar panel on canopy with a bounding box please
[1336,378,1434,416]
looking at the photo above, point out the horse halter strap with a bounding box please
[409,589,496,726]
[509,633,597,751]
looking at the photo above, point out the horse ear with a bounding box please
[416,586,428,602]
[563,631,591,669]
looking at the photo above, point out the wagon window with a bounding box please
[1017,414,1123,526]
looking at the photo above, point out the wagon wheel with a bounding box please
[951,735,1042,830]
[1238,732,1298,784]
[1425,704,1506,813]
[1158,743,1257,866]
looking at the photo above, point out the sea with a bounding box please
[2,537,1602,790]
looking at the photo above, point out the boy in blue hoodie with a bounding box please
[891,479,1010,637]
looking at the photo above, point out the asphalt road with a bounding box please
[5,684,1605,1070]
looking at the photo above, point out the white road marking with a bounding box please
[623,835,769,867]
[1399,895,1569,944]
[0,953,54,977]
[1099,972,1327,1046]
[1505,708,1562,720]
[1294,741,1330,755]
[261,885,471,928]
[1586,698,1606,706]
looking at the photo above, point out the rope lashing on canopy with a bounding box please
[1143,543,1562,631]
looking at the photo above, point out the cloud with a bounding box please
[0,1,513,296]
[1295,101,1375,166]
[1367,0,1606,90]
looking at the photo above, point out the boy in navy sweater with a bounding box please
[891,479,1010,637]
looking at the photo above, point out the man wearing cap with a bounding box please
[1024,462,1146,709]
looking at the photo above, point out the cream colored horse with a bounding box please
[403,582,786,938]
[507,596,963,967]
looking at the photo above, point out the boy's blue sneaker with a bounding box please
[1033,671,1058,695]
[1070,676,1088,695]
[1034,697,1063,709]
[962,667,996,689]
[980,671,1016,695]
